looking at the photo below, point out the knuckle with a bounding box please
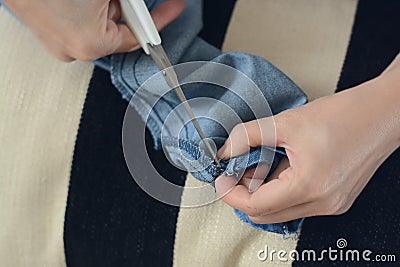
[76,51,97,62]
[245,208,260,218]
[335,204,351,215]
[46,49,75,62]
[72,39,101,61]
[230,123,248,143]
[334,198,354,215]
[50,46,73,62]
[96,38,115,57]
[58,56,75,63]
[243,200,262,217]
[249,216,265,224]
[306,184,326,202]
[274,111,298,141]
[324,194,347,215]
[232,123,247,136]
[276,110,297,129]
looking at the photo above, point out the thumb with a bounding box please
[217,115,286,160]
[151,0,186,30]
[112,0,186,54]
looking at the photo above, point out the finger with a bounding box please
[248,201,316,224]
[240,157,290,191]
[151,0,186,31]
[250,168,303,215]
[214,175,240,197]
[108,0,121,22]
[264,157,290,183]
[215,175,261,216]
[248,163,269,192]
[104,0,138,54]
[114,0,186,54]
[217,116,281,160]
[239,177,254,189]
[216,167,301,217]
[110,22,139,53]
[239,169,256,188]
[239,164,268,190]
[253,171,370,224]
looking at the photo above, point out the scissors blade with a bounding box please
[147,44,221,167]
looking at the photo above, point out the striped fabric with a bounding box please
[0,0,399,266]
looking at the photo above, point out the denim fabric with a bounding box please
[162,137,284,184]
[2,0,307,234]
[109,0,307,234]
[110,0,308,233]
[124,51,307,234]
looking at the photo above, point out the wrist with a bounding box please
[358,71,400,158]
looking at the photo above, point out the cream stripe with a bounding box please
[174,175,299,267]
[223,0,358,100]
[0,8,93,267]
[174,1,357,266]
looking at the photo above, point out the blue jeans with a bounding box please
[1,0,307,234]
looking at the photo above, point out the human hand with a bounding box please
[215,55,400,224]
[4,0,185,61]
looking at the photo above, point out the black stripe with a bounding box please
[64,67,186,267]
[294,1,400,266]
[64,1,237,266]
[336,0,400,91]
[200,0,237,49]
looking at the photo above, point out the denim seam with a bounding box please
[162,137,225,178]
[110,55,132,102]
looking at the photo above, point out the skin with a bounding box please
[215,54,400,224]
[3,0,186,61]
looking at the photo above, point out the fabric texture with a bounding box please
[0,7,94,267]
[105,0,307,234]
[223,0,358,101]
[64,67,187,267]
[174,175,301,267]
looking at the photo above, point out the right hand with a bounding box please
[4,0,185,61]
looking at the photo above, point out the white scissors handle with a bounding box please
[120,0,161,54]
[119,0,222,167]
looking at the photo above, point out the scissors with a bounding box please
[120,0,221,167]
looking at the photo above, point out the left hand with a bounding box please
[215,55,400,224]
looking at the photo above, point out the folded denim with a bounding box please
[108,4,307,234]
[2,0,307,234]
[162,137,284,184]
